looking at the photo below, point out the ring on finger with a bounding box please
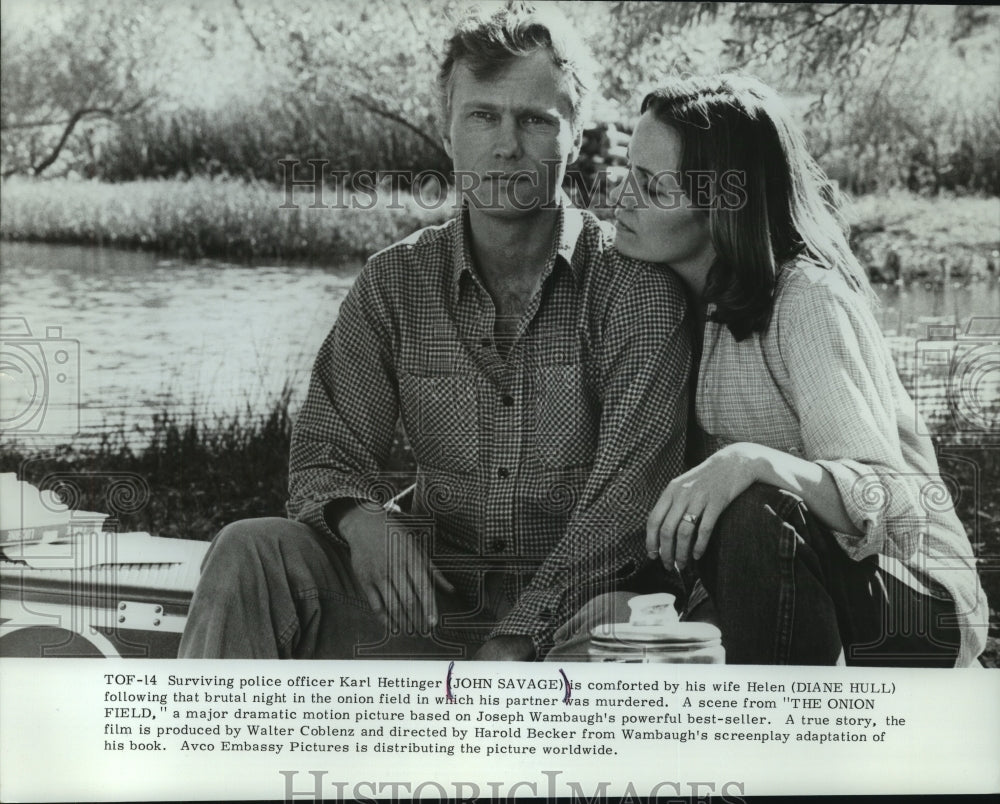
[681,512,699,525]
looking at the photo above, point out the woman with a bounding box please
[614,74,988,666]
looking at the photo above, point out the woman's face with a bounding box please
[613,112,715,274]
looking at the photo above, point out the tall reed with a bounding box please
[0,176,455,261]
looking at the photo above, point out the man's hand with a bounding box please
[334,502,454,635]
[472,635,535,661]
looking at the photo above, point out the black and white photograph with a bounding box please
[1,1,998,801]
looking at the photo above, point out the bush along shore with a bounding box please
[2,177,998,279]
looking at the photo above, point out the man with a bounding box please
[179,1,690,661]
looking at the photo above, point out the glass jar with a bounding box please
[588,622,725,664]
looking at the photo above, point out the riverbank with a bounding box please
[2,177,998,277]
[846,193,999,282]
[0,176,454,261]
[0,393,415,546]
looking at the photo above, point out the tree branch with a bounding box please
[232,0,267,53]
[29,99,144,176]
[346,91,448,159]
[30,108,91,175]
[742,4,854,66]
[854,5,919,145]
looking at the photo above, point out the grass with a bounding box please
[0,176,454,262]
[2,178,998,277]
[0,391,415,543]
[96,102,452,186]
[0,393,296,542]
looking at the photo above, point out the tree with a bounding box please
[573,2,923,111]
[575,3,999,193]
[223,0,456,174]
[0,0,170,178]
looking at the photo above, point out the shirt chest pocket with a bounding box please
[533,363,598,470]
[398,372,479,473]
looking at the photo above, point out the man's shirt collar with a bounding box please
[449,195,588,305]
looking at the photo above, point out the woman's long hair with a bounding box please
[641,74,876,341]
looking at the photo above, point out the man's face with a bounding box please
[444,49,582,219]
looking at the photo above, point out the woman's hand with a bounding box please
[646,442,762,570]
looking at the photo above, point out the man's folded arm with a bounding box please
[488,264,693,657]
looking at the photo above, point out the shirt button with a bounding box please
[497,467,510,479]
[491,539,506,552]
[501,394,514,407]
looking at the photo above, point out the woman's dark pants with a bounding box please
[692,483,961,666]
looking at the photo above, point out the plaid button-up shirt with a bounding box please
[287,204,691,655]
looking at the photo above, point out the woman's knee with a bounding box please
[697,483,807,595]
[710,483,796,552]
[720,482,797,525]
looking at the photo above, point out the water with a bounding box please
[872,283,1000,433]
[0,242,360,443]
[872,283,1000,338]
[1,242,997,444]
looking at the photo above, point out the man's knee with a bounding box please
[205,517,326,570]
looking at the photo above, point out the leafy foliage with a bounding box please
[1,2,997,193]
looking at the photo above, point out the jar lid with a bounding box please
[590,621,722,646]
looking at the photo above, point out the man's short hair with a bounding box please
[437,1,595,131]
